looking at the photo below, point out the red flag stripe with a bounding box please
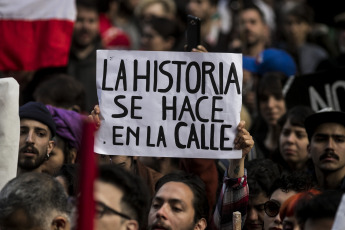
[0,19,74,71]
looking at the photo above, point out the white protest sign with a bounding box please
[94,50,243,159]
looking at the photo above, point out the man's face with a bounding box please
[239,9,268,48]
[73,6,99,48]
[94,180,135,230]
[187,0,213,21]
[18,119,54,171]
[308,123,345,174]
[148,182,199,230]
[245,192,269,230]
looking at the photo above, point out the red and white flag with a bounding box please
[0,0,76,71]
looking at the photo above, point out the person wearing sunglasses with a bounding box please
[94,164,150,230]
[244,159,281,230]
[263,171,315,230]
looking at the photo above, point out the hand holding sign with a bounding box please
[88,105,101,129]
[234,121,254,157]
[228,120,254,178]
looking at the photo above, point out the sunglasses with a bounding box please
[264,200,281,217]
[95,201,131,220]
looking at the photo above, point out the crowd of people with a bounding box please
[1,0,345,230]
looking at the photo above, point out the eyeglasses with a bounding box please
[264,200,281,217]
[95,201,131,220]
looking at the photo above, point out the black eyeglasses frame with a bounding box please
[95,201,131,220]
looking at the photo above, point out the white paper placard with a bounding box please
[94,50,242,159]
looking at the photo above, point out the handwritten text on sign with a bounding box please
[94,50,243,158]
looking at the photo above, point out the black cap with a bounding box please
[19,101,56,137]
[304,108,345,140]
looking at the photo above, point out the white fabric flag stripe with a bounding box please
[0,0,76,21]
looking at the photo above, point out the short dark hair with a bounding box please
[296,190,344,227]
[76,0,98,10]
[246,159,281,198]
[154,171,209,223]
[98,165,150,229]
[268,171,316,197]
[33,74,86,112]
[0,173,69,229]
[241,3,266,23]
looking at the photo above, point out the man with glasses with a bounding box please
[263,172,315,230]
[94,164,150,230]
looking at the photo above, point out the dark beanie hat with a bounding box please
[19,101,56,137]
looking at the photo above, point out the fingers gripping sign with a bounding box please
[234,121,254,158]
[228,120,254,178]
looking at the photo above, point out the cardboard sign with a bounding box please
[94,50,243,159]
[284,67,345,112]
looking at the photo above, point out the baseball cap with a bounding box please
[304,107,345,140]
[243,48,297,77]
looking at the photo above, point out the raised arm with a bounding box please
[212,120,254,230]
[229,120,254,178]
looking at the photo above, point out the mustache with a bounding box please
[78,28,91,35]
[150,220,170,230]
[319,150,339,161]
[19,144,39,155]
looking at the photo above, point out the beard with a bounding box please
[72,29,99,50]
[18,144,48,171]
[148,219,196,230]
